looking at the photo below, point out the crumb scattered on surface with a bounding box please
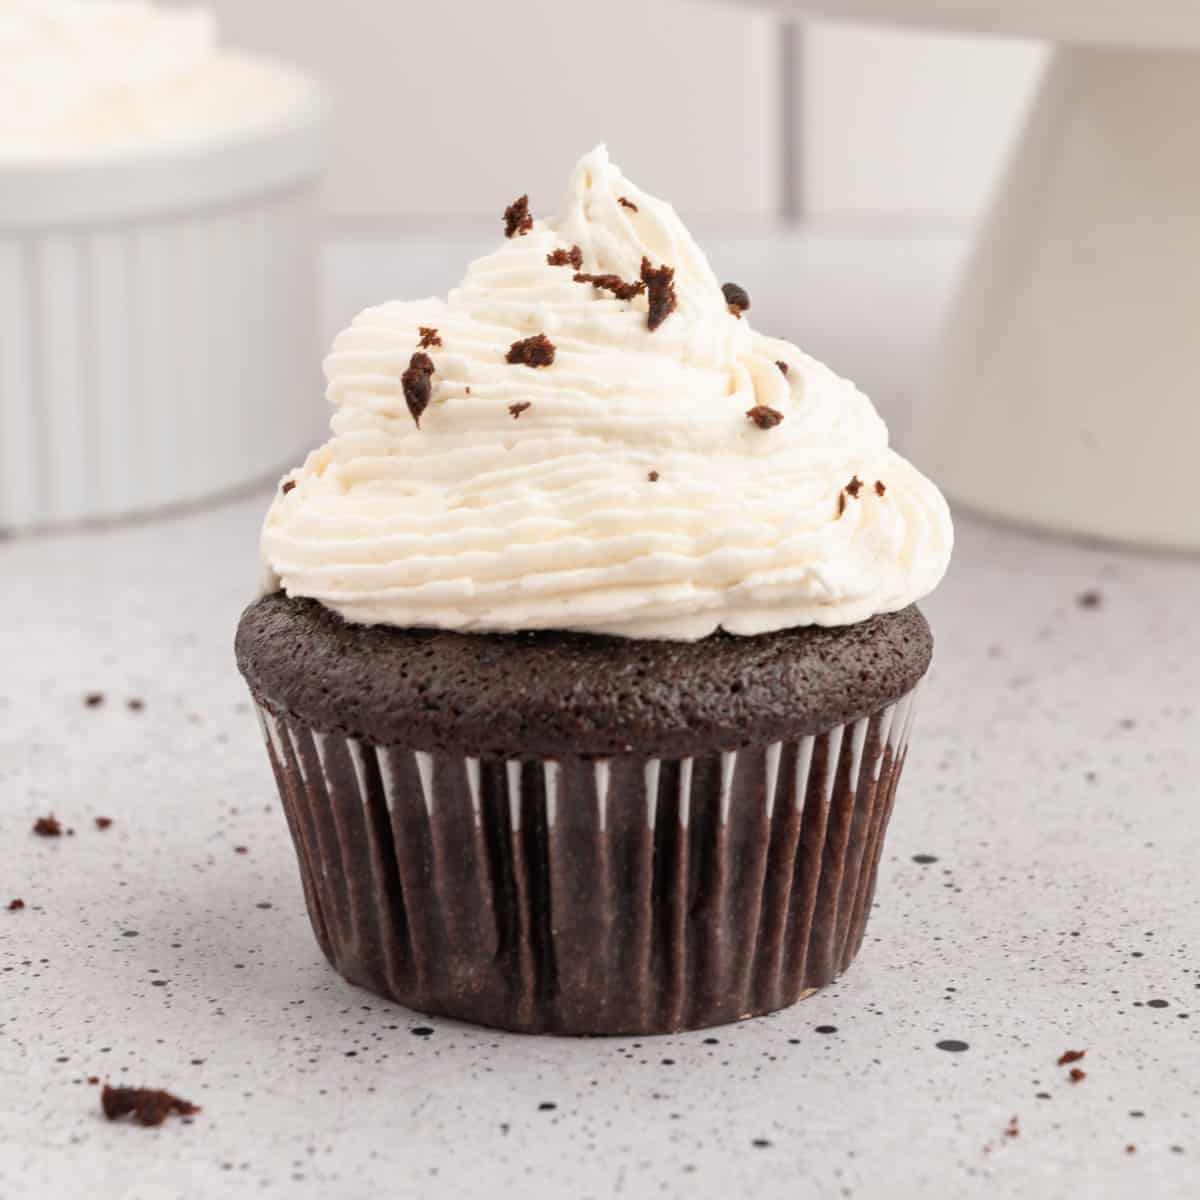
[1004,1116,1020,1139]
[1077,590,1103,609]
[641,258,677,330]
[126,698,145,712]
[722,282,750,316]
[1058,1049,1086,1066]
[402,351,435,427]
[746,405,784,430]
[33,815,62,838]
[547,245,583,269]
[84,692,105,708]
[7,899,24,911]
[417,326,442,349]
[506,334,556,368]
[94,817,113,830]
[101,1085,199,1127]
[508,402,532,419]
[1069,1067,1087,1084]
[234,845,248,855]
[503,194,533,238]
[1126,1144,1137,1155]
[573,271,645,301]
[618,196,638,212]
[87,1076,99,1085]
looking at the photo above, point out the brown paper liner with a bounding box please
[253,690,919,1035]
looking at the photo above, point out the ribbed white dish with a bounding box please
[0,60,328,531]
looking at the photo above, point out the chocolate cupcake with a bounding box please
[237,146,953,1035]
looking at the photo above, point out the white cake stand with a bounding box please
[736,1,1200,551]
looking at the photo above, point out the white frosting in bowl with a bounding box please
[263,146,953,640]
[0,1,310,158]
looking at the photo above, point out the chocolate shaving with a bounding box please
[506,334,555,368]
[573,272,645,302]
[845,475,864,498]
[417,327,442,349]
[722,282,750,317]
[547,245,583,269]
[746,405,783,430]
[7,899,24,911]
[1057,1049,1086,1066]
[1068,1067,1087,1084]
[776,360,789,377]
[503,194,533,238]
[618,196,639,212]
[280,480,295,495]
[95,817,113,831]
[508,402,532,419]
[647,470,659,482]
[641,257,677,330]
[101,1085,199,1127]
[33,815,62,838]
[402,351,435,427]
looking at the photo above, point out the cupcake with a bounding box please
[236,146,952,1035]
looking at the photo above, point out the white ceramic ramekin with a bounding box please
[0,60,328,531]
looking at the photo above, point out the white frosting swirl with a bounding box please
[0,1,308,158]
[263,146,953,640]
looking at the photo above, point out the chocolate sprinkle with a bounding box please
[647,470,659,482]
[503,194,533,238]
[722,282,750,317]
[33,815,62,838]
[618,196,639,212]
[547,245,583,269]
[95,817,113,830]
[746,405,784,430]
[641,257,677,330]
[7,899,24,911]
[402,351,435,428]
[280,480,296,495]
[874,480,886,497]
[417,327,442,349]
[1057,1049,1086,1066]
[506,334,556,368]
[508,402,532,419]
[776,360,789,377]
[573,271,646,302]
[101,1085,199,1127]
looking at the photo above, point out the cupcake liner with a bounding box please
[253,688,920,1035]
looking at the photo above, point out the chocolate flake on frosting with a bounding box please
[402,352,435,428]
[506,334,556,368]
[746,405,783,430]
[573,272,646,302]
[874,480,886,497]
[281,480,295,495]
[618,196,639,212]
[503,194,533,238]
[417,327,442,349]
[101,1085,199,1127]
[776,360,789,377]
[641,258,677,330]
[845,475,864,499]
[508,402,531,419]
[722,282,750,318]
[648,470,659,482]
[547,245,583,269]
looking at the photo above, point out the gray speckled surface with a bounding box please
[2,492,1197,1199]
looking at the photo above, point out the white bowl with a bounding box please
[0,57,328,531]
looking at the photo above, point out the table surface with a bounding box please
[3,236,1199,1200]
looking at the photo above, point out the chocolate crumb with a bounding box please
[845,475,864,499]
[641,258,677,330]
[1077,590,1103,609]
[1057,1049,1086,1066]
[838,492,846,518]
[94,817,113,831]
[875,480,886,497]
[506,334,556,368]
[746,405,783,430]
[1004,1116,1020,1139]
[33,815,62,838]
[7,899,24,911]
[573,271,646,302]
[84,692,105,708]
[647,471,659,482]
[402,351,435,428]
[775,360,789,377]
[101,1085,199,1127]
[87,1076,99,1086]
[1069,1067,1087,1084]
[618,196,639,212]
[1126,1144,1137,1155]
[281,480,296,495]
[722,282,750,317]
[126,698,145,712]
[234,846,248,855]
[508,402,532,419]
[503,194,533,238]
[417,327,442,349]
[547,245,583,269]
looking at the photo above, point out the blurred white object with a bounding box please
[0,4,327,531]
[734,0,1200,551]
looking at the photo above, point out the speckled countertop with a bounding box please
[3,492,1198,1200]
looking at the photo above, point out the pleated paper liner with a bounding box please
[253,687,919,1035]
